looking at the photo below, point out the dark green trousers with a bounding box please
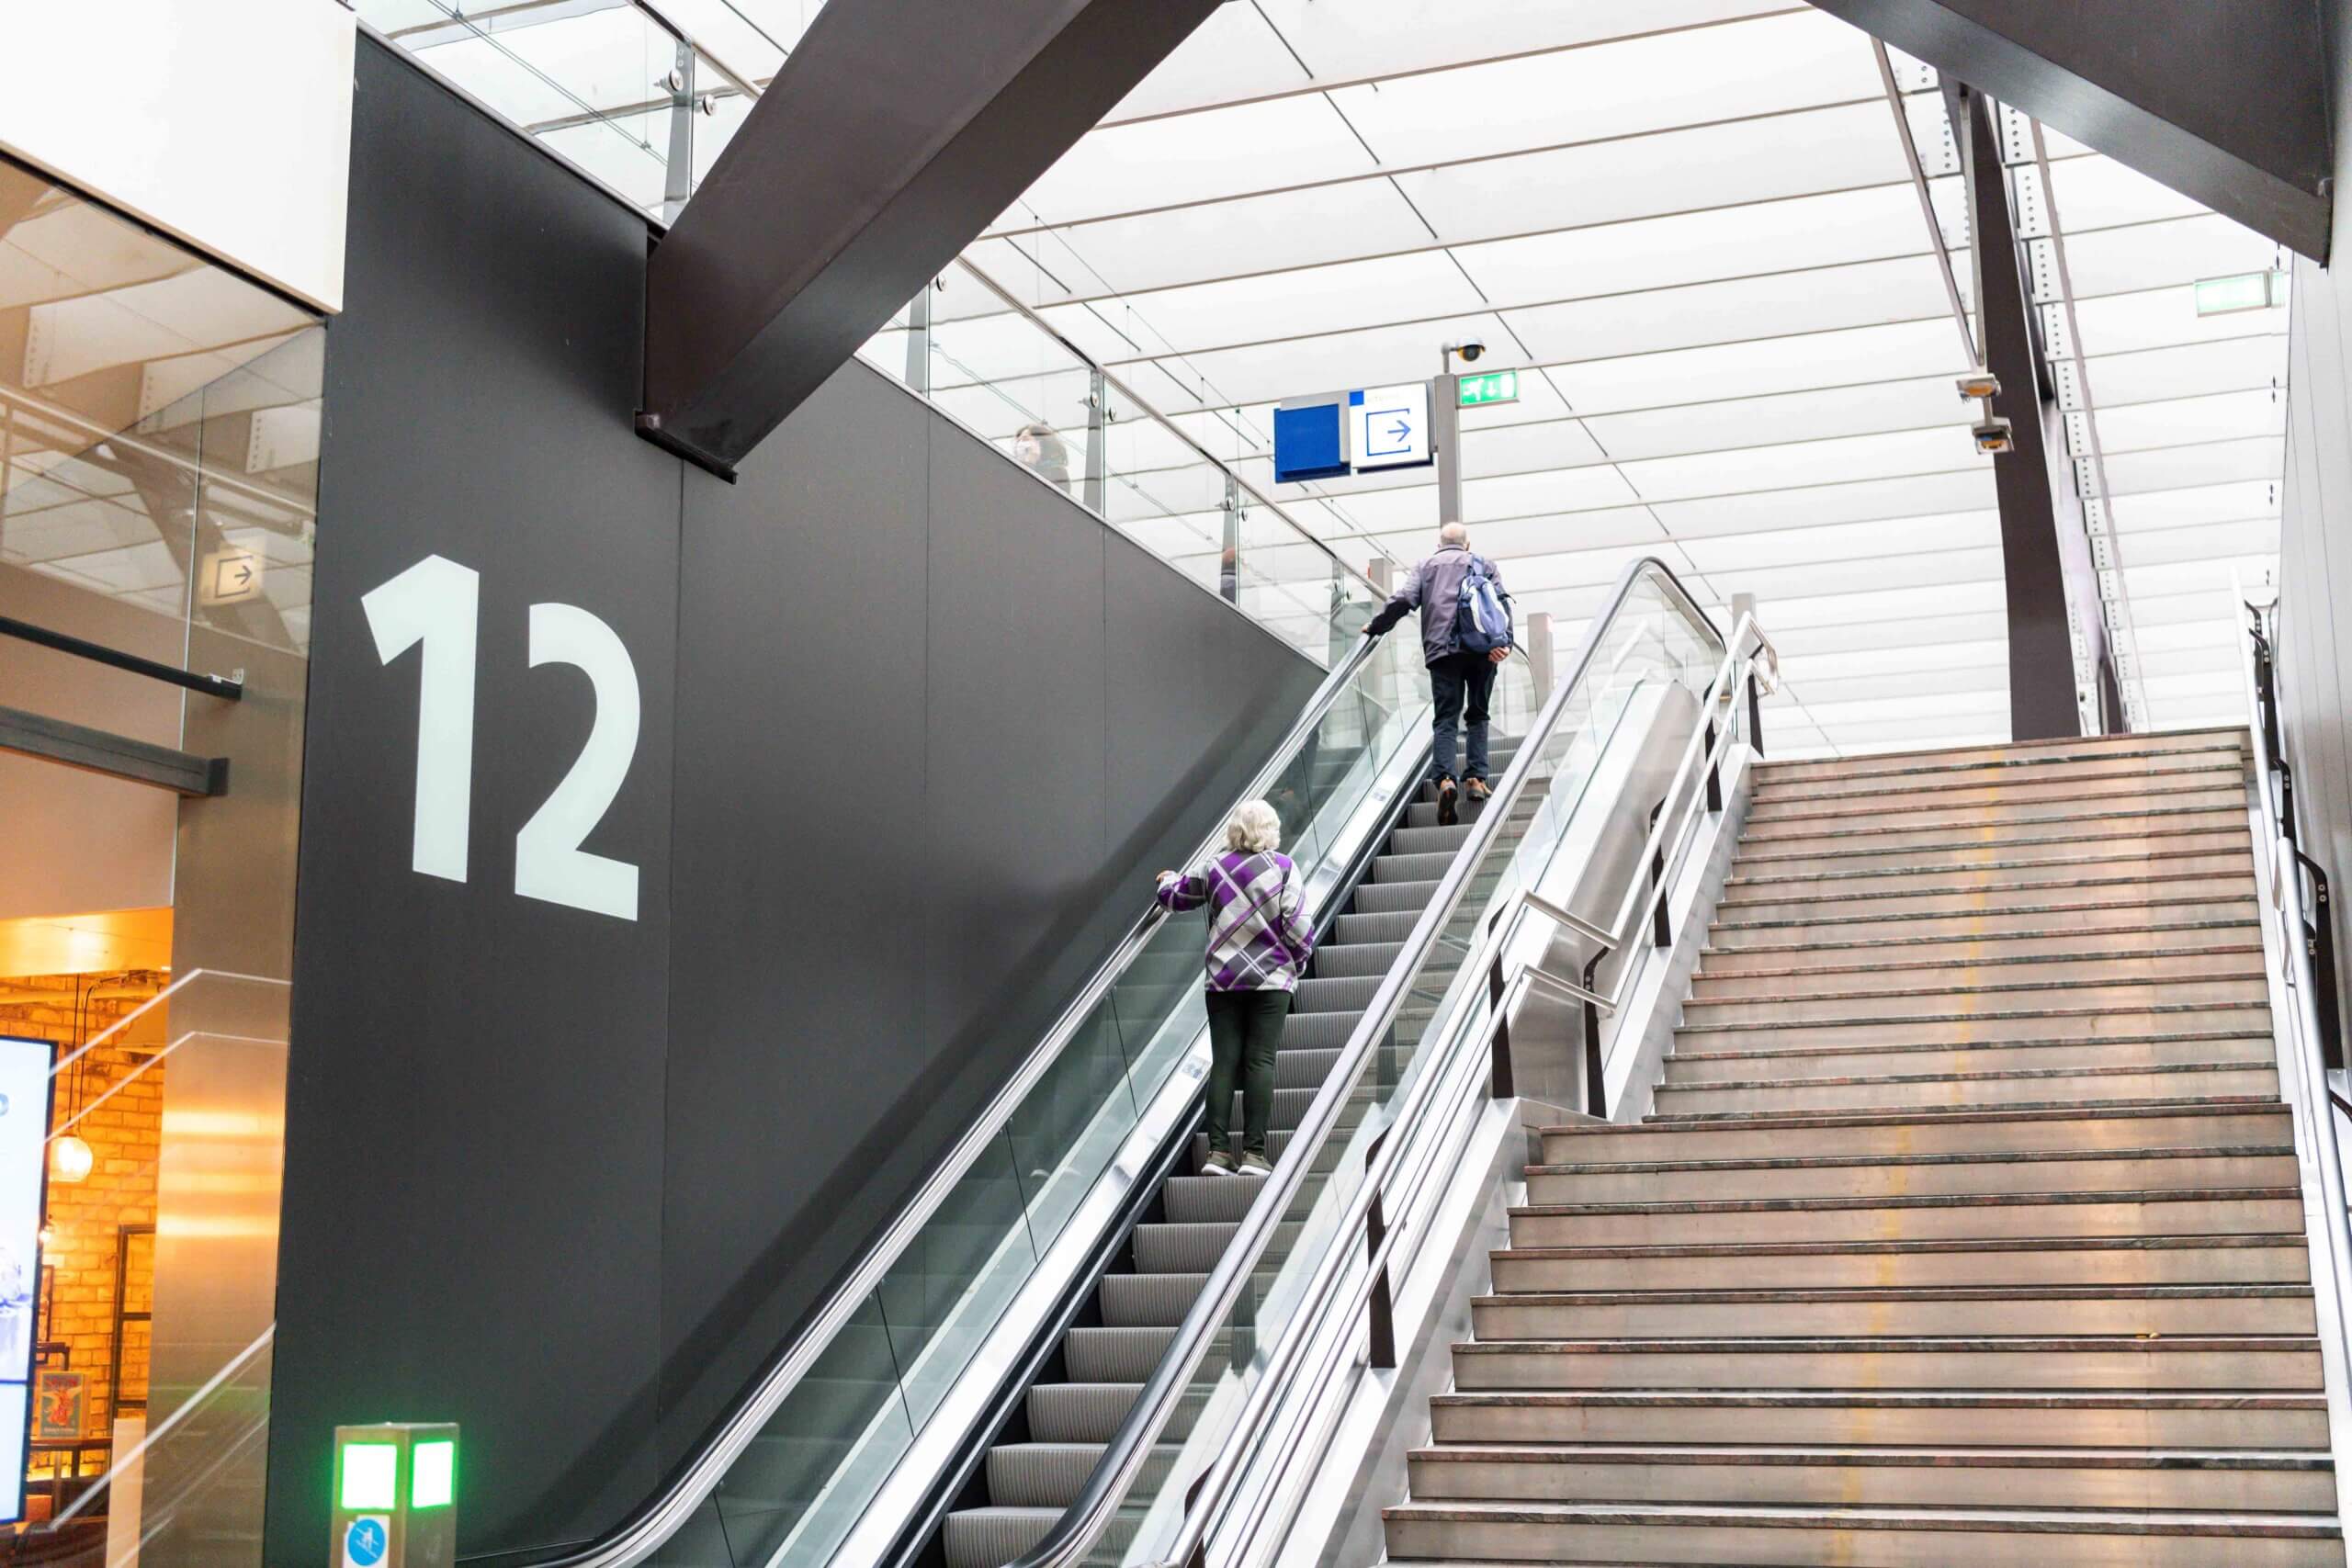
[1204,988,1289,1158]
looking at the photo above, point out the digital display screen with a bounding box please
[0,1037,56,1524]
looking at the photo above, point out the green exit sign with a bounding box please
[1456,370,1519,407]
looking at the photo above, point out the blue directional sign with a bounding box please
[1351,382,1432,471]
[1272,400,1348,482]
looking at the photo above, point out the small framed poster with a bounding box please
[32,1371,82,1440]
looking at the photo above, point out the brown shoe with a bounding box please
[1464,777,1492,803]
[1435,776,1459,827]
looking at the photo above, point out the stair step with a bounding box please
[1747,761,2244,817]
[1649,1061,2278,1116]
[1744,781,2246,832]
[1679,972,2269,1025]
[1468,1284,2317,1339]
[1725,851,2254,900]
[1487,1235,2312,1292]
[1450,1333,2324,1393]
[1756,729,2244,785]
[1715,871,2256,925]
[1734,828,2252,878]
[1694,939,2265,987]
[1507,1184,2302,1247]
[1710,897,2261,946]
[1426,1389,2331,1450]
[1402,1442,2335,1512]
[1662,1034,2275,1083]
[1674,1005,2272,1054]
[1525,1143,2300,1203]
[1538,1101,2292,1164]
[1741,803,2249,856]
[1381,1497,2338,1566]
[1752,744,2245,798]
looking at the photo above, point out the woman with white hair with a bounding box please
[1155,799,1314,1176]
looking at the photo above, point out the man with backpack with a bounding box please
[1363,521,1515,827]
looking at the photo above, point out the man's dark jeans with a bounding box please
[1429,649,1497,784]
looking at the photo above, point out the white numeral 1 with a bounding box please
[516,603,641,920]
[361,554,480,882]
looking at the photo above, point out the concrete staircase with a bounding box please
[1382,728,2346,1566]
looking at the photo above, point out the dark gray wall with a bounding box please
[269,39,1318,1565]
[2278,0,2352,1037]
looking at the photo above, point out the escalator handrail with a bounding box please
[551,629,1391,1568]
[1009,555,1734,1568]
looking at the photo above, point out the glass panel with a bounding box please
[1,165,321,1558]
[715,584,1430,1560]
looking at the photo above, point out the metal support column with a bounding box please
[1082,367,1107,515]
[1523,611,1555,701]
[1959,85,2085,742]
[903,279,934,398]
[1432,352,1464,524]
[660,38,697,226]
[1219,473,1241,604]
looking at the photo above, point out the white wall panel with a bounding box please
[0,0,354,310]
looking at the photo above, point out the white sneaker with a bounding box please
[1202,1151,1238,1177]
[1239,1152,1272,1177]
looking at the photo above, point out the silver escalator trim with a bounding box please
[543,635,1386,1568]
[1006,556,1751,1568]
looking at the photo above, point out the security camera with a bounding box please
[1452,339,1488,364]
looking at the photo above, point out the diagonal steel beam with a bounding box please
[639,0,1222,478]
[1809,0,2332,258]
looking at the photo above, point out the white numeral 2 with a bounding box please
[516,602,640,920]
[361,555,641,921]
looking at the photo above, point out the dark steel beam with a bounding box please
[1810,0,2332,258]
[640,0,1222,477]
[0,705,229,795]
[1964,89,2086,742]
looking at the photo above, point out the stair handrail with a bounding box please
[541,629,1398,1568]
[2233,577,2352,1529]
[1007,557,1758,1568]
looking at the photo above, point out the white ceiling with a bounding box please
[367,0,2290,756]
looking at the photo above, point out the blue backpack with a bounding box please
[1454,555,1510,655]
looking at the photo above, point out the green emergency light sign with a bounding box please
[2194,270,2287,316]
[1456,369,1519,407]
[332,1424,458,1568]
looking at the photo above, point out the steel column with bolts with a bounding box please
[1959,87,2087,741]
[639,0,1222,476]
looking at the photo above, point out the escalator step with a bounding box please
[1294,975,1381,1013]
[1331,909,1422,944]
[1387,822,1477,856]
[1312,940,1408,979]
[1024,1381,1212,1444]
[1279,1008,1365,1051]
[1163,1175,1260,1224]
[1098,1270,1208,1327]
[1351,877,1442,914]
[983,1441,1182,1509]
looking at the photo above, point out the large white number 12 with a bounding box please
[361,554,641,922]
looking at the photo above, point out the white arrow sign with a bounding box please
[1352,381,1432,470]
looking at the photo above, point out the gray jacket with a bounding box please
[1365,544,1514,666]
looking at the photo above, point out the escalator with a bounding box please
[557,559,1734,1568]
[937,739,1529,1568]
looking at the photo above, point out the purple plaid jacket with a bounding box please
[1156,850,1315,993]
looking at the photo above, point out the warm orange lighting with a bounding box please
[50,1135,94,1184]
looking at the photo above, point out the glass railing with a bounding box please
[358,2,1393,671]
[858,260,1384,669]
[629,606,1437,1568]
[1015,561,1727,1568]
